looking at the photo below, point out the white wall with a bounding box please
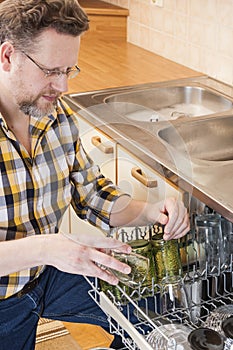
[104,0,233,86]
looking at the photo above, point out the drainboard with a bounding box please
[158,115,233,162]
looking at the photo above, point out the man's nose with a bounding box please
[50,75,69,93]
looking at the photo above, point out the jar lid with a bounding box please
[128,239,149,248]
[188,328,224,350]
[151,233,164,240]
[222,316,233,339]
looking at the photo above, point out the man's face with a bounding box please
[14,79,62,119]
[10,29,81,118]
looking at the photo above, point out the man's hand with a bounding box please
[110,195,190,240]
[145,197,190,240]
[44,232,131,285]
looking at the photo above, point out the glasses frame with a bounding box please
[22,51,80,79]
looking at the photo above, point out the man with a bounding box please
[0,0,190,348]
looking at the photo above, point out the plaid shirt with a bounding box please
[0,99,122,299]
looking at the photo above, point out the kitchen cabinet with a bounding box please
[70,115,117,235]
[77,116,116,183]
[59,207,70,233]
[78,0,128,42]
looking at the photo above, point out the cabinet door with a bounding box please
[117,146,184,204]
[70,115,117,235]
[78,116,116,182]
[59,207,70,233]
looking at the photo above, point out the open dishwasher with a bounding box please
[85,211,233,350]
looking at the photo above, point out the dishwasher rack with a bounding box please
[86,224,233,350]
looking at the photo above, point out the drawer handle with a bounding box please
[91,136,114,154]
[131,167,158,188]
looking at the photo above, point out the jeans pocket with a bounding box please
[0,294,39,336]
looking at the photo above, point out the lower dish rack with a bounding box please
[85,272,233,349]
[85,225,233,350]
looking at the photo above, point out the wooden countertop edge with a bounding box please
[79,0,129,16]
[83,8,129,16]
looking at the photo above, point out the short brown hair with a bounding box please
[0,0,89,51]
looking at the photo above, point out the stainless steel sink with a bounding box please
[158,115,233,162]
[104,86,233,122]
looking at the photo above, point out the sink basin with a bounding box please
[104,86,233,122]
[158,115,233,162]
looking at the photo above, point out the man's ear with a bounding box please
[0,42,15,71]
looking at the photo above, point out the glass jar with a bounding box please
[128,239,156,294]
[99,279,129,305]
[100,239,154,302]
[151,229,182,283]
[179,232,199,268]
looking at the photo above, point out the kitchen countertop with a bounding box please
[70,0,201,95]
[69,39,203,94]
[74,0,201,93]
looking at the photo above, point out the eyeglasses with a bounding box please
[22,52,80,79]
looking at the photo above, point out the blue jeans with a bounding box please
[0,266,110,350]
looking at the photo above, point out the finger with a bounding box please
[93,238,131,253]
[62,232,131,253]
[96,267,120,285]
[163,201,188,235]
[156,198,179,230]
[163,213,190,240]
[90,249,131,275]
[87,261,120,285]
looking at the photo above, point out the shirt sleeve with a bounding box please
[70,134,127,232]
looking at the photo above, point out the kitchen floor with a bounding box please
[63,322,114,349]
[36,320,134,349]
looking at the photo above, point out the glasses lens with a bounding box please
[67,67,80,80]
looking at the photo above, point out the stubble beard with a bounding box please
[19,96,59,119]
[10,70,60,119]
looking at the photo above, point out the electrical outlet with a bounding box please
[151,0,163,7]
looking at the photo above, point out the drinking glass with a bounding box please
[107,251,150,288]
[147,323,192,350]
[184,272,202,325]
[160,275,191,323]
[195,213,225,276]
[221,216,233,270]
